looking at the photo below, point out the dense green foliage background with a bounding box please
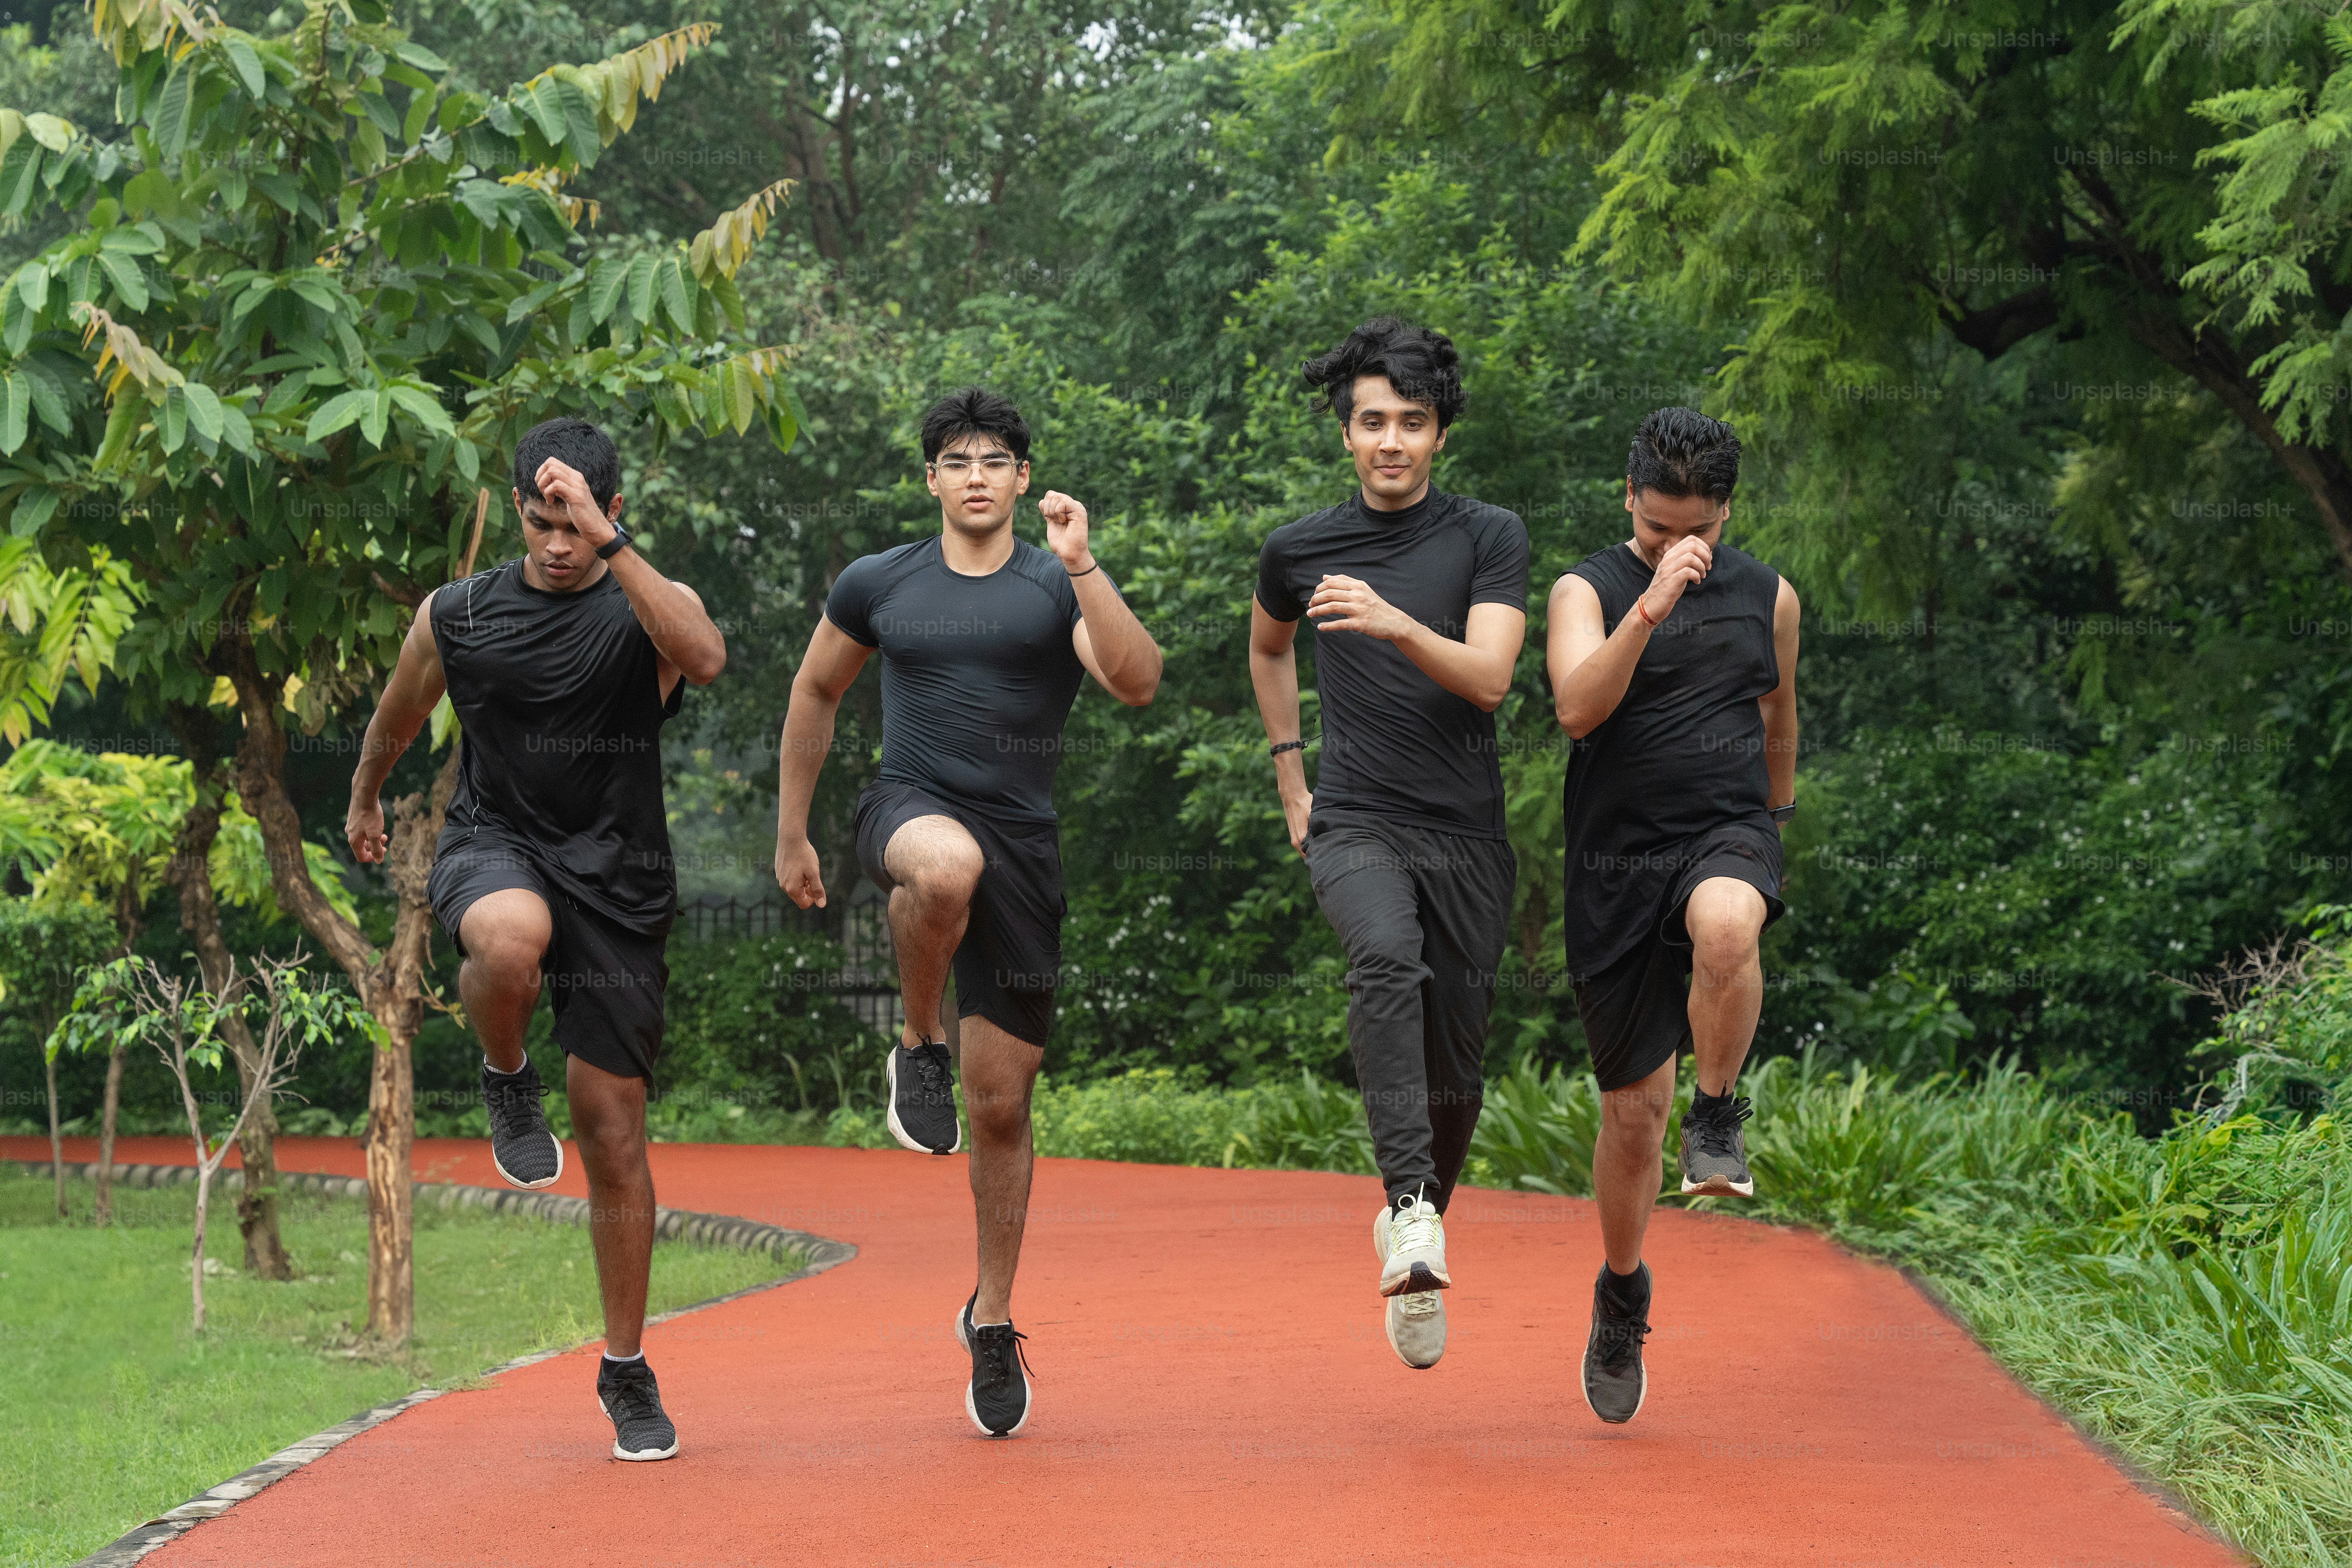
[3,0,2348,1140]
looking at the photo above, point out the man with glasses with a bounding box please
[772,386,1161,1436]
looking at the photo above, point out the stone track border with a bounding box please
[6,1159,856,1568]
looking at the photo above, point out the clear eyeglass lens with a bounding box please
[936,457,1014,478]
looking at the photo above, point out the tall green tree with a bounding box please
[5,0,806,1343]
[1308,0,2352,589]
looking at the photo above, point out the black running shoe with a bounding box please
[886,1040,961,1155]
[596,1356,678,1461]
[1582,1262,1651,1425]
[956,1291,1033,1437]
[481,1059,562,1189]
[1679,1090,1755,1197]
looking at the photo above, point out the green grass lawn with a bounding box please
[0,1167,799,1568]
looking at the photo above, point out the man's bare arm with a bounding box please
[345,591,448,863]
[1549,536,1714,738]
[1548,575,1649,740]
[1248,596,1314,854]
[607,548,726,685]
[772,616,876,908]
[1070,566,1163,705]
[1760,577,1802,820]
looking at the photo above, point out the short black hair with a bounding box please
[1628,408,1741,504]
[1301,317,1466,429]
[920,386,1031,464]
[514,416,619,509]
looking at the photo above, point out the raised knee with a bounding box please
[907,842,984,905]
[466,927,547,991]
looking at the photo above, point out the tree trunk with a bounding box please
[96,1040,123,1226]
[44,1050,64,1220]
[164,709,294,1279]
[226,641,455,1347]
[190,1159,211,1335]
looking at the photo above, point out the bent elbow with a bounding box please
[688,646,727,686]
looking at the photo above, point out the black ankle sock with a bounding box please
[1600,1259,1649,1307]
[1692,1085,1733,1112]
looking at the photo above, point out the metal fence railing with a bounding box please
[673,887,903,1036]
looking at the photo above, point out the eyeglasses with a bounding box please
[931,455,1018,479]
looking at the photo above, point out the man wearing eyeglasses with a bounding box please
[772,386,1162,1437]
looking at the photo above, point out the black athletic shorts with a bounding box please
[1572,824,1785,1093]
[426,828,671,1091]
[853,779,1064,1050]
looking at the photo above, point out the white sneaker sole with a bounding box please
[1379,1258,1451,1297]
[886,1050,961,1155]
[596,1394,679,1460]
[492,1136,563,1191]
[1679,1172,1755,1197]
[954,1299,1030,1437]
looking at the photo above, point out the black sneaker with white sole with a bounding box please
[1679,1089,1755,1197]
[1582,1261,1651,1425]
[956,1291,1033,1437]
[481,1059,562,1189]
[596,1356,678,1460]
[887,1040,961,1154]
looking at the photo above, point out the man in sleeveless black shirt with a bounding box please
[773,387,1161,1437]
[1249,318,1528,1371]
[347,417,724,1462]
[1547,408,1801,1424]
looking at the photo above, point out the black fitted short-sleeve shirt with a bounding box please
[824,534,1086,824]
[1255,488,1530,839]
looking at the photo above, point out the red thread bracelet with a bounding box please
[1635,598,1659,628]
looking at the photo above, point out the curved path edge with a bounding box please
[5,1158,858,1568]
[1885,1256,2239,1555]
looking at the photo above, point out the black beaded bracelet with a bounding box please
[1270,739,1307,755]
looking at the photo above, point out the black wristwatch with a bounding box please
[595,524,633,560]
[1770,800,1797,824]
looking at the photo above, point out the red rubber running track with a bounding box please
[13,1132,2242,1567]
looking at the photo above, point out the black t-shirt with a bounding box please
[825,534,1086,824]
[433,559,686,933]
[1255,487,1530,840]
[1560,539,1783,970]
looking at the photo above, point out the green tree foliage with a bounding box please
[1308,0,2352,587]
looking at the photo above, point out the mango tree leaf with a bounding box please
[11,485,58,536]
[386,384,454,435]
[181,382,224,444]
[304,388,372,443]
[659,255,694,336]
[221,35,266,98]
[0,376,27,455]
[95,252,147,312]
[359,388,391,446]
[626,252,658,325]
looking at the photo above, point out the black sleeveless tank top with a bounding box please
[432,559,684,933]
[1561,539,1782,972]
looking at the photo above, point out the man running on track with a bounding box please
[1547,407,1799,1424]
[348,416,723,1462]
[772,386,1161,1436]
[1248,317,1528,1370]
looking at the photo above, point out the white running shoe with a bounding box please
[1373,1195,1449,1367]
[1377,1189,1450,1298]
